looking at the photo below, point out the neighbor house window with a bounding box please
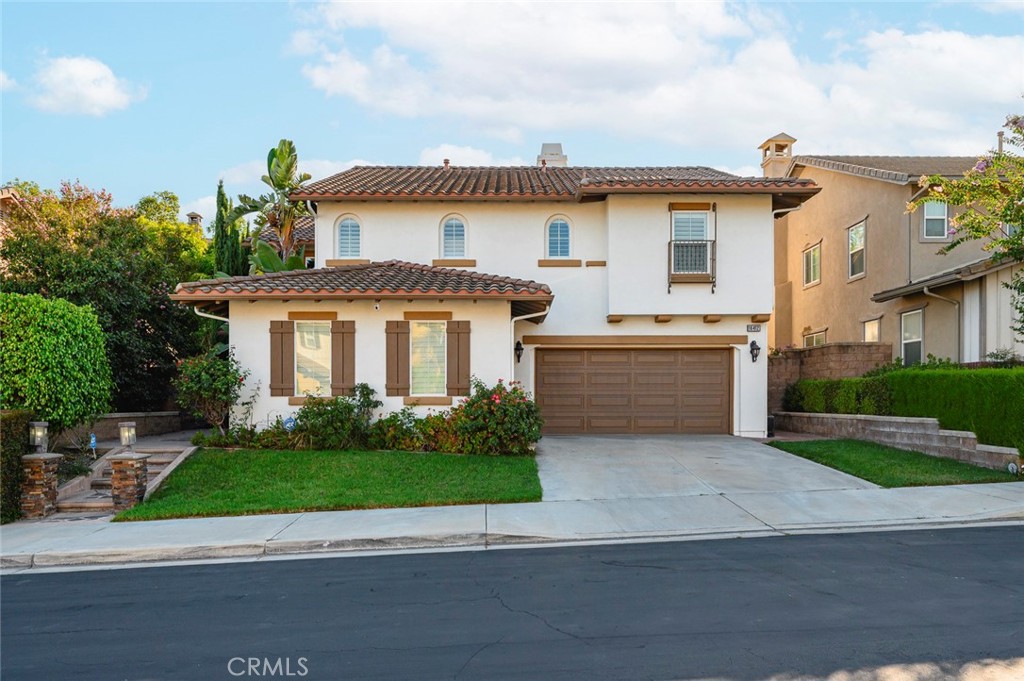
[441,216,466,258]
[671,210,712,274]
[901,310,923,365]
[848,221,865,278]
[546,218,571,258]
[295,321,331,396]
[337,217,361,257]
[923,202,948,239]
[863,318,880,342]
[803,331,826,347]
[410,321,446,395]
[803,243,821,287]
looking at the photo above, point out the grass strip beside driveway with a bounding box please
[117,448,542,521]
[768,439,1017,488]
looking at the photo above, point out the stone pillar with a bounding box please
[109,453,150,511]
[21,453,62,519]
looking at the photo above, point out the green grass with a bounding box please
[768,439,1017,488]
[116,448,542,521]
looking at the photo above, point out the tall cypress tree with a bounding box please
[212,180,247,276]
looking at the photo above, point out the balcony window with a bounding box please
[670,210,715,283]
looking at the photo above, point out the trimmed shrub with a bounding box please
[368,408,423,452]
[174,351,249,436]
[887,368,1024,448]
[0,293,112,432]
[858,377,893,415]
[417,412,461,454]
[450,379,543,456]
[1,410,32,524]
[290,384,382,450]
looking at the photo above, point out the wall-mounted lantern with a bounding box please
[514,341,525,364]
[749,340,761,363]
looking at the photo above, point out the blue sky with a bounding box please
[2,1,1022,227]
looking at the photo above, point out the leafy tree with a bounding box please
[0,293,112,432]
[212,180,249,276]
[231,139,311,262]
[136,190,181,224]
[0,180,207,411]
[174,351,249,436]
[248,239,306,275]
[910,113,1024,340]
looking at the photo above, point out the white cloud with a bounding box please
[295,2,1022,158]
[180,195,216,227]
[0,71,15,91]
[219,160,267,186]
[28,56,146,116]
[418,144,526,166]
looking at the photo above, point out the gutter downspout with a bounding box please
[193,307,229,323]
[510,305,551,381]
[772,204,803,220]
[922,286,960,362]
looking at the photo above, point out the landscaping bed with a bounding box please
[768,439,1017,488]
[116,448,542,521]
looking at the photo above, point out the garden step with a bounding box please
[56,490,113,513]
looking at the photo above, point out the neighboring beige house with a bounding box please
[764,134,1022,363]
[172,146,820,437]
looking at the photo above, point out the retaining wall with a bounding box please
[774,412,1018,471]
[768,343,891,413]
[55,412,182,447]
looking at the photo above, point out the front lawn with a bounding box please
[768,439,1017,488]
[116,448,542,521]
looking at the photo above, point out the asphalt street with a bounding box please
[2,527,1022,680]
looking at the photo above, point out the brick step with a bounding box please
[56,490,113,513]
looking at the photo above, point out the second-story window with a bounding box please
[848,221,865,278]
[441,216,466,258]
[337,216,361,257]
[803,243,821,287]
[546,218,571,258]
[671,210,711,274]
[923,201,948,239]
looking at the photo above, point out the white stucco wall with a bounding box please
[984,263,1024,358]
[230,299,513,427]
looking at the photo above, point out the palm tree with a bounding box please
[230,139,311,263]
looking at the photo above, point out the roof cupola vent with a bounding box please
[537,143,568,167]
[758,133,796,178]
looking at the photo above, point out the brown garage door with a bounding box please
[535,348,731,434]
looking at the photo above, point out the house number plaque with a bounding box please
[746,324,762,332]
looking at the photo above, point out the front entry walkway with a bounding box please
[535,435,877,501]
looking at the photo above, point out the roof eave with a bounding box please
[290,192,577,202]
[171,290,555,303]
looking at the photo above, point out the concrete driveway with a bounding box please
[536,435,877,502]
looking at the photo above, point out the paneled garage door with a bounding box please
[535,348,731,434]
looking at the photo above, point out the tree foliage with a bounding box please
[174,351,249,436]
[0,181,210,411]
[212,180,249,277]
[230,139,311,262]
[0,293,112,432]
[909,114,1024,339]
[136,191,181,225]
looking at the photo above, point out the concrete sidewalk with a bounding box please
[3,432,1023,570]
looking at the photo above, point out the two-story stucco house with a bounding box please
[764,134,1022,363]
[172,146,820,437]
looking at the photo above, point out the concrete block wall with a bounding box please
[55,412,182,448]
[774,412,1019,471]
[768,343,891,413]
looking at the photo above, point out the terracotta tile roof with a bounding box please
[172,260,553,300]
[291,165,818,201]
[793,155,977,184]
[255,215,315,246]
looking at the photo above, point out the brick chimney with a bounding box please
[537,143,568,167]
[758,133,796,178]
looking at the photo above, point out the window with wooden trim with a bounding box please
[923,201,948,239]
[803,330,826,347]
[386,320,470,397]
[546,218,571,258]
[671,210,712,275]
[269,319,355,397]
[441,216,466,258]
[848,221,865,278]
[803,243,821,287]
[337,216,361,257]
[901,309,923,365]
[410,321,446,395]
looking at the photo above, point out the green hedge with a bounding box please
[1,410,32,524]
[785,368,1024,448]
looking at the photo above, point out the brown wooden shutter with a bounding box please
[385,320,410,396]
[330,320,356,396]
[446,320,471,396]
[269,320,295,396]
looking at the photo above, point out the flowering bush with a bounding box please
[418,411,462,453]
[174,351,249,436]
[449,378,543,456]
[368,408,423,451]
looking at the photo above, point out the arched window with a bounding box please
[546,217,571,258]
[441,216,466,258]
[337,217,361,258]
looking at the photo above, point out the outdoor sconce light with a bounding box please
[29,421,48,453]
[514,341,524,364]
[119,422,137,451]
[749,340,761,363]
